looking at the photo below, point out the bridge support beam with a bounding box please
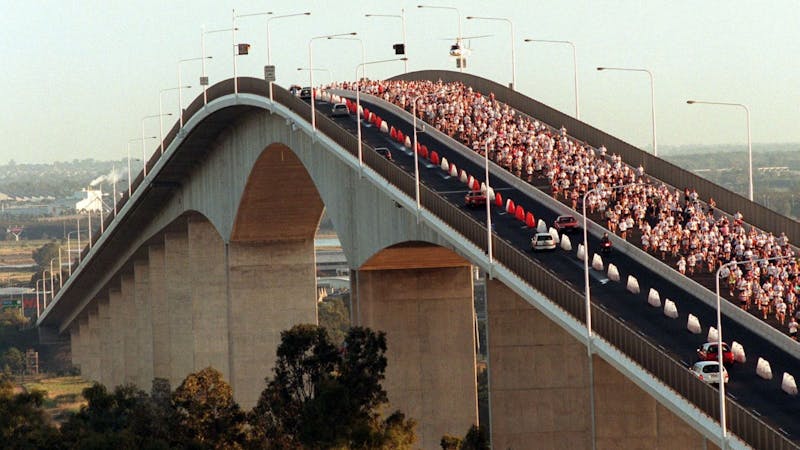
[108,286,125,386]
[120,273,137,384]
[188,217,229,378]
[149,244,170,383]
[134,259,153,390]
[356,262,477,450]
[84,305,100,382]
[486,279,712,449]
[97,296,113,388]
[164,231,194,386]
[227,238,318,409]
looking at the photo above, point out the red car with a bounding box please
[464,191,487,208]
[697,342,734,365]
[553,215,579,233]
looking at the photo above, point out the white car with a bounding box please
[690,361,729,385]
[531,233,556,251]
[330,102,349,117]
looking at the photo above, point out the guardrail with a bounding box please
[59,77,796,449]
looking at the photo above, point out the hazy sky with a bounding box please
[1,0,799,164]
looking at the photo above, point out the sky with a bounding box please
[1,0,799,164]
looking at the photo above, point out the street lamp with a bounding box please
[597,66,657,156]
[201,25,237,105]
[467,15,515,89]
[355,57,409,170]
[686,100,753,201]
[127,136,157,196]
[418,5,463,71]
[141,113,171,177]
[178,57,211,128]
[297,67,333,87]
[484,134,497,266]
[49,258,58,303]
[268,12,312,101]
[582,180,645,449]
[309,32,357,132]
[231,10,270,94]
[35,278,45,318]
[365,10,408,73]
[525,39,579,119]
[159,87,190,154]
[66,230,85,275]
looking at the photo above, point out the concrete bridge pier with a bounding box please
[486,279,713,450]
[227,238,318,409]
[354,245,478,450]
[133,258,153,390]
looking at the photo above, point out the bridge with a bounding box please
[37,72,800,449]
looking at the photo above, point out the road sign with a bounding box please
[264,65,276,82]
[199,76,209,86]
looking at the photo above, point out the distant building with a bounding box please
[75,189,103,213]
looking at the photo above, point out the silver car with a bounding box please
[531,232,556,251]
[331,102,349,117]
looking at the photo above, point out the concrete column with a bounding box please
[96,296,113,388]
[486,279,712,450]
[188,217,228,377]
[120,273,137,385]
[134,259,153,390]
[164,231,193,386]
[69,322,82,374]
[108,288,124,387]
[357,265,477,450]
[227,238,317,409]
[149,244,170,381]
[85,305,100,382]
[594,356,710,449]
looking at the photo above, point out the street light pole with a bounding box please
[202,26,236,105]
[178,56,210,127]
[141,113,171,177]
[582,180,645,450]
[365,10,409,73]
[233,10,271,95]
[355,57,409,170]
[686,100,753,201]
[484,136,496,266]
[127,136,157,196]
[159,87,188,154]
[268,12,312,102]
[525,39,579,119]
[411,89,453,218]
[309,32,357,132]
[597,67,657,156]
[466,16,515,89]
[418,5,462,71]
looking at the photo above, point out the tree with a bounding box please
[173,367,246,449]
[249,324,416,449]
[31,242,60,272]
[317,295,350,346]
[1,347,24,375]
[0,377,62,449]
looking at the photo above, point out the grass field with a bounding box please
[0,239,49,286]
[22,375,92,423]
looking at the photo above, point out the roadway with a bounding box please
[310,95,800,442]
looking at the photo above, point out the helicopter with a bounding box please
[442,35,492,67]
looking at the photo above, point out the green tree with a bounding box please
[173,367,246,449]
[317,295,350,346]
[0,377,62,449]
[31,242,60,272]
[60,382,174,449]
[1,347,24,375]
[248,324,416,449]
